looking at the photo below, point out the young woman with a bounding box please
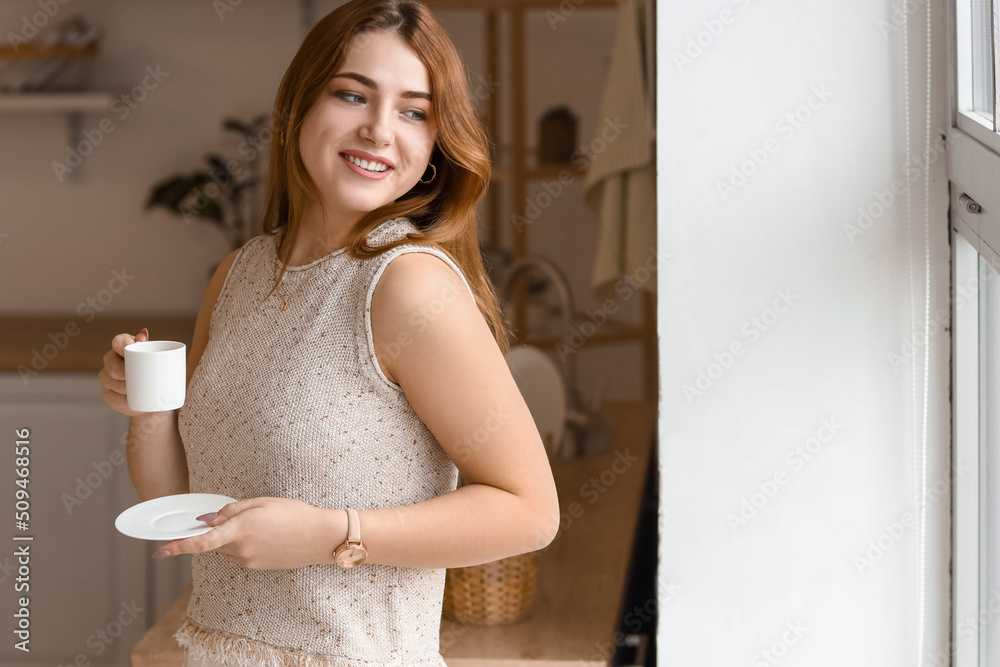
[98,1,560,665]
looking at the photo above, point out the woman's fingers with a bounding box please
[153,521,237,559]
[98,329,151,417]
[98,366,126,394]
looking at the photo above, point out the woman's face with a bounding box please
[298,29,437,223]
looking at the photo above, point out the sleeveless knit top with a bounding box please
[172,217,475,667]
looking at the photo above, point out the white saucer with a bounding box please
[115,493,237,540]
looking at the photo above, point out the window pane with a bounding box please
[983,253,1000,665]
[971,0,995,125]
[995,0,1000,130]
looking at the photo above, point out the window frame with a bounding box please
[953,0,1000,156]
[949,0,1000,664]
[952,205,984,667]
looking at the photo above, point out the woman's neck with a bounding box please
[279,206,357,266]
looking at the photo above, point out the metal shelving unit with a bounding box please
[426,0,657,401]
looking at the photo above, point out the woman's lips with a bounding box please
[339,153,393,180]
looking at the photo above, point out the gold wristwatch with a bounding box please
[334,507,367,568]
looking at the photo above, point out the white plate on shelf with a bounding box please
[504,344,567,460]
[115,493,237,540]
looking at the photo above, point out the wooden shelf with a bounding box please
[523,322,647,349]
[0,44,99,59]
[0,40,108,181]
[425,0,617,8]
[0,91,114,182]
[492,162,587,182]
[505,308,645,347]
[0,314,196,374]
[0,92,113,113]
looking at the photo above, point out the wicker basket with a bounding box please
[442,551,539,625]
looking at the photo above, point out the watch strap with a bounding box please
[345,507,361,545]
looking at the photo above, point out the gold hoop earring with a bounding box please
[280,131,285,147]
[418,162,437,184]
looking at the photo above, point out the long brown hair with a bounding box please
[257,0,510,354]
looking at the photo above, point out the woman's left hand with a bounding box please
[151,497,342,569]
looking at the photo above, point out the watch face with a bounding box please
[336,545,367,568]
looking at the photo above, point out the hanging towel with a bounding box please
[584,0,656,302]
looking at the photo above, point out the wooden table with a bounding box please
[128,401,656,667]
[0,314,196,373]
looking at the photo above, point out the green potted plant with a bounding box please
[145,115,269,257]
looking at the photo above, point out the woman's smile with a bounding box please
[339,151,395,180]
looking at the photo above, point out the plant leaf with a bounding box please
[223,118,251,135]
[205,154,228,175]
[183,191,224,223]
[146,175,198,210]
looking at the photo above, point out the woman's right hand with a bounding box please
[99,327,151,417]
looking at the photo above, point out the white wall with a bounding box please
[657,0,953,663]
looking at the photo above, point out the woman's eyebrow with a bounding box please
[331,72,432,102]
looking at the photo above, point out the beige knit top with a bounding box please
[173,217,475,667]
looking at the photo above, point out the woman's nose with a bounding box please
[361,105,393,146]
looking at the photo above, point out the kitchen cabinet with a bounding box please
[0,371,188,667]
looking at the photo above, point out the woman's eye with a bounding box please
[335,91,427,121]
[336,91,364,104]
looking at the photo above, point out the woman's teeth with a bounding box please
[344,154,390,172]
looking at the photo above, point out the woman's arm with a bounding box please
[337,250,560,569]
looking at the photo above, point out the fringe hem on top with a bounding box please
[173,616,447,667]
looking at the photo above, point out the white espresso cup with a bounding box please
[124,341,187,412]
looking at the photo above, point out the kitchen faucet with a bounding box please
[499,254,613,461]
